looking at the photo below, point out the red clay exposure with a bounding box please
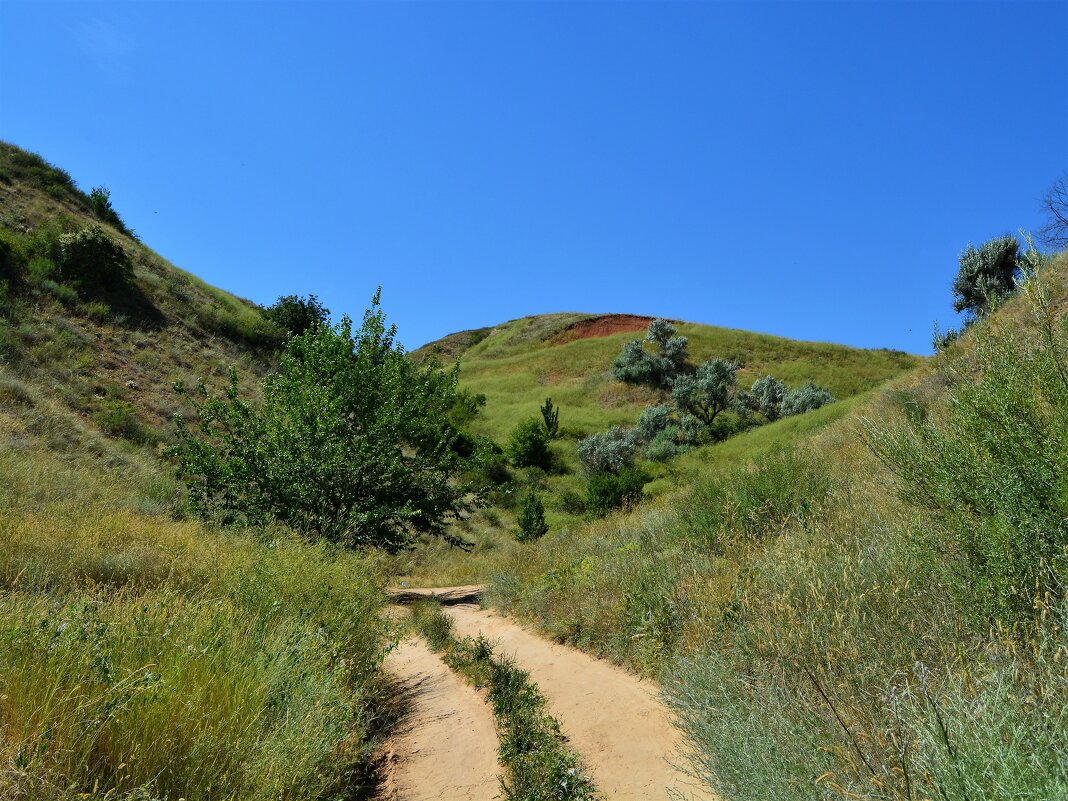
[554,314,656,344]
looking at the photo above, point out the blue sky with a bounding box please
[1,1,1065,354]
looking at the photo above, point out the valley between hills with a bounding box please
[2,142,1066,800]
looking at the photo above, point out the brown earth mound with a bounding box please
[554,314,655,344]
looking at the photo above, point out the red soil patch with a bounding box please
[555,314,654,344]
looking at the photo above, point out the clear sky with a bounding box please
[1,1,1065,354]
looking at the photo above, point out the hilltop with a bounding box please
[416,311,920,443]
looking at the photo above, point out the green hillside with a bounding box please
[483,249,1068,800]
[0,145,390,800]
[419,312,920,442]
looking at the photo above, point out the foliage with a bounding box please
[642,429,687,461]
[611,318,689,389]
[576,425,639,475]
[0,446,387,801]
[87,185,134,236]
[952,235,1019,317]
[749,375,787,421]
[865,268,1068,624]
[780,379,836,417]
[516,490,549,542]
[264,293,330,338]
[672,358,739,426]
[540,396,560,439]
[171,292,478,551]
[450,388,487,427]
[507,418,552,469]
[586,466,648,516]
[681,448,831,549]
[57,224,134,293]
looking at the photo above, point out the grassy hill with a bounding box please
[391,310,920,583]
[0,144,390,800]
[479,251,1068,800]
[0,142,280,463]
[417,312,920,442]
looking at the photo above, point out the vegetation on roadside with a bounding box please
[410,601,599,801]
[0,445,390,801]
[488,246,1068,801]
[171,291,481,552]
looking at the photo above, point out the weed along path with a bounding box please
[380,637,501,801]
[444,603,716,801]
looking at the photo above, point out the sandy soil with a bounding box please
[554,314,655,344]
[446,604,716,801]
[380,638,501,801]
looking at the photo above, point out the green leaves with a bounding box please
[171,293,479,551]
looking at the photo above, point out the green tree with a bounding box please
[506,418,551,469]
[749,375,787,421]
[516,490,549,542]
[264,293,331,337]
[612,318,689,389]
[57,224,133,292]
[952,235,1019,317]
[586,466,648,516]
[540,397,560,439]
[672,358,738,426]
[171,291,477,552]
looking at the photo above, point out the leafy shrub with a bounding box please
[865,272,1068,623]
[644,428,688,461]
[516,491,549,542]
[450,388,486,427]
[749,375,787,421]
[0,229,26,287]
[87,185,134,237]
[557,490,587,515]
[672,358,739,426]
[507,418,552,469]
[171,291,479,552]
[264,293,330,337]
[586,466,648,516]
[612,318,688,389]
[577,426,639,475]
[780,380,836,417]
[952,235,1019,317]
[635,403,673,441]
[57,225,134,293]
[932,324,962,352]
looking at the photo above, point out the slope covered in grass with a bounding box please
[418,312,920,442]
[486,251,1068,800]
[0,142,279,454]
[0,144,392,799]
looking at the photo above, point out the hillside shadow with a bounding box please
[85,281,166,329]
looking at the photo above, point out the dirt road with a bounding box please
[380,637,501,801]
[446,603,714,801]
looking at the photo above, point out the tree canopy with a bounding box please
[171,291,478,551]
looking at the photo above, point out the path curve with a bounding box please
[446,603,715,801]
[381,637,501,801]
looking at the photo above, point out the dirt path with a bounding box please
[380,637,501,801]
[446,604,715,801]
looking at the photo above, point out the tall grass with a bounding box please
[0,446,389,800]
[490,254,1068,800]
